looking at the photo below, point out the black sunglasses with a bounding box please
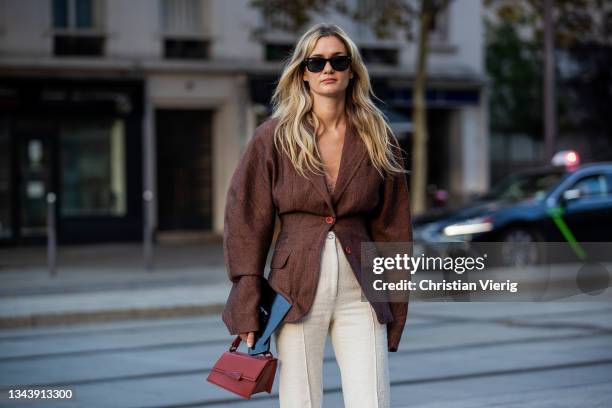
[303,55,352,73]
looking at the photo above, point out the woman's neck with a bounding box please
[312,94,347,131]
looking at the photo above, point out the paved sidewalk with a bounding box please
[0,241,236,328]
[2,241,611,330]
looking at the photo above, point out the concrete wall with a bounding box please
[0,0,488,234]
[0,0,52,56]
[449,96,489,204]
[105,0,160,59]
[426,0,484,76]
[1,0,484,74]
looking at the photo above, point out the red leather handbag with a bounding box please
[206,335,278,399]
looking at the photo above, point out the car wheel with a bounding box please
[499,227,543,267]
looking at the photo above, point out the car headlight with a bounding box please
[443,216,494,236]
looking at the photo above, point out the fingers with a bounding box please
[239,331,256,348]
[247,331,255,348]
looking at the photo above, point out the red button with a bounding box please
[325,216,334,224]
[345,246,352,254]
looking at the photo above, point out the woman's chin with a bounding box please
[311,87,347,98]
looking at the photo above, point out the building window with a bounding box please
[360,47,399,66]
[429,6,450,44]
[161,0,209,59]
[265,43,293,62]
[0,1,6,36]
[164,38,209,59]
[52,0,105,56]
[60,118,127,217]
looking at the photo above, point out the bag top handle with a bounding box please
[230,335,242,352]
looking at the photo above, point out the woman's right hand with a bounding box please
[240,331,256,348]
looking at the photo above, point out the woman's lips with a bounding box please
[321,78,337,84]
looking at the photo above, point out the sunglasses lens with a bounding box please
[304,56,351,72]
[331,56,351,71]
[306,58,326,72]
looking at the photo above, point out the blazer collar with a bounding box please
[304,119,368,211]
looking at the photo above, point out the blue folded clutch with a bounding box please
[248,288,292,356]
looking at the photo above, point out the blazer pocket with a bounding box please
[270,249,291,269]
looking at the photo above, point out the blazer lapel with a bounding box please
[331,120,368,204]
[305,119,368,210]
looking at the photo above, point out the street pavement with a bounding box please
[1,243,612,407]
[0,241,231,327]
[1,302,611,407]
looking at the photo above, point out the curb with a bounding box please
[0,303,226,329]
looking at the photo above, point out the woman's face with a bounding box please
[302,35,353,98]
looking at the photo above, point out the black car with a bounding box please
[412,161,612,266]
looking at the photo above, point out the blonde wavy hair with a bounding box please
[271,23,407,179]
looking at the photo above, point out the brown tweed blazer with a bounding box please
[222,117,413,352]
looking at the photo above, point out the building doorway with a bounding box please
[155,109,213,232]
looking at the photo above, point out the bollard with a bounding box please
[46,191,57,277]
[143,189,154,271]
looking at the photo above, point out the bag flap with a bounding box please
[212,351,273,381]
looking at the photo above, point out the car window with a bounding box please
[482,170,566,202]
[569,174,608,198]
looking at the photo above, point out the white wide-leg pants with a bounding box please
[274,230,391,408]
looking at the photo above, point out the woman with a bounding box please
[222,23,413,407]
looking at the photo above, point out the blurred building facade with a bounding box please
[0,0,487,245]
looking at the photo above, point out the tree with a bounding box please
[486,0,612,47]
[485,20,543,136]
[250,0,451,216]
[485,0,612,164]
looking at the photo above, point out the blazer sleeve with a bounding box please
[368,133,413,352]
[221,128,276,336]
